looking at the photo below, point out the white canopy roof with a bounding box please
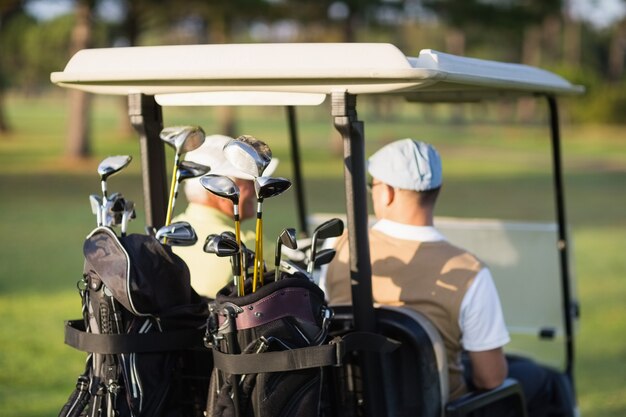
[50,43,583,105]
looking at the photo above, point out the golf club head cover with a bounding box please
[206,275,330,417]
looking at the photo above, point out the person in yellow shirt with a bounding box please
[172,134,278,298]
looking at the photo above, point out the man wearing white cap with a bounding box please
[324,139,564,416]
[172,134,278,298]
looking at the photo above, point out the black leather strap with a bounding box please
[64,320,205,354]
[212,331,399,375]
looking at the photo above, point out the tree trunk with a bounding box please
[518,25,542,122]
[563,14,581,67]
[608,20,626,82]
[65,0,93,159]
[445,28,466,124]
[0,90,10,135]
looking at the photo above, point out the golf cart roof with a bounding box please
[50,43,583,104]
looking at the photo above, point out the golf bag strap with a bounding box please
[212,331,399,375]
[65,320,205,354]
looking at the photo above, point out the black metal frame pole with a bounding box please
[331,91,385,417]
[128,93,167,232]
[546,95,576,389]
[285,106,309,237]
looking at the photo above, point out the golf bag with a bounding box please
[205,273,398,417]
[59,227,210,417]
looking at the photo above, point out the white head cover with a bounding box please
[368,139,442,191]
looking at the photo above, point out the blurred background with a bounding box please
[0,1,625,416]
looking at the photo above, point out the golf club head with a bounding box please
[199,174,240,204]
[121,200,136,236]
[97,155,132,181]
[156,221,197,246]
[254,176,292,200]
[223,135,272,177]
[220,231,237,240]
[159,126,206,154]
[279,228,298,250]
[89,194,103,226]
[102,193,125,227]
[275,228,297,281]
[177,160,210,182]
[313,218,344,242]
[203,234,239,257]
[313,248,336,268]
[308,218,343,273]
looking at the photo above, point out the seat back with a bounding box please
[327,305,449,417]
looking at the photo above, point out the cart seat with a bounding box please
[327,305,527,417]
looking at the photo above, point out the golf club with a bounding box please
[102,192,125,229]
[252,176,292,292]
[170,160,209,220]
[222,135,272,178]
[160,125,206,226]
[121,200,136,237]
[312,248,336,269]
[89,194,103,226]
[204,233,240,292]
[97,155,132,201]
[307,218,344,274]
[199,174,245,295]
[155,221,197,246]
[274,228,297,281]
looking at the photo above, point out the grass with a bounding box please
[1,93,625,416]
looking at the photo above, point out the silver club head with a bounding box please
[89,194,103,226]
[160,126,206,154]
[97,155,132,182]
[223,135,272,178]
[200,174,240,205]
[177,161,210,182]
[102,193,125,227]
[254,176,292,201]
[308,218,344,273]
[275,228,298,281]
[121,200,136,237]
[156,221,197,246]
[203,234,239,257]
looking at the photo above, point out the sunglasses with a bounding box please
[366,180,383,192]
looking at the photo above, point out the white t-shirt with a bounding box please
[320,219,510,352]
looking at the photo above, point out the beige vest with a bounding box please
[325,229,483,400]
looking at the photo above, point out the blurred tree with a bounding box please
[0,0,25,135]
[66,0,95,159]
[608,17,626,81]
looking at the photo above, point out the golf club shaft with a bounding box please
[233,205,245,296]
[252,201,263,292]
[165,155,180,226]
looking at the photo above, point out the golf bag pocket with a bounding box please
[206,277,336,417]
[60,227,210,417]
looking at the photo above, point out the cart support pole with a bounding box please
[286,106,309,237]
[332,91,386,417]
[547,95,576,389]
[128,94,167,232]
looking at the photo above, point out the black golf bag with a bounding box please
[204,273,398,417]
[59,227,211,417]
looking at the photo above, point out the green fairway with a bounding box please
[0,94,625,416]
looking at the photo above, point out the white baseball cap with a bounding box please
[368,139,442,191]
[185,134,278,180]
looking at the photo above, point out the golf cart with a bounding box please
[52,43,583,417]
